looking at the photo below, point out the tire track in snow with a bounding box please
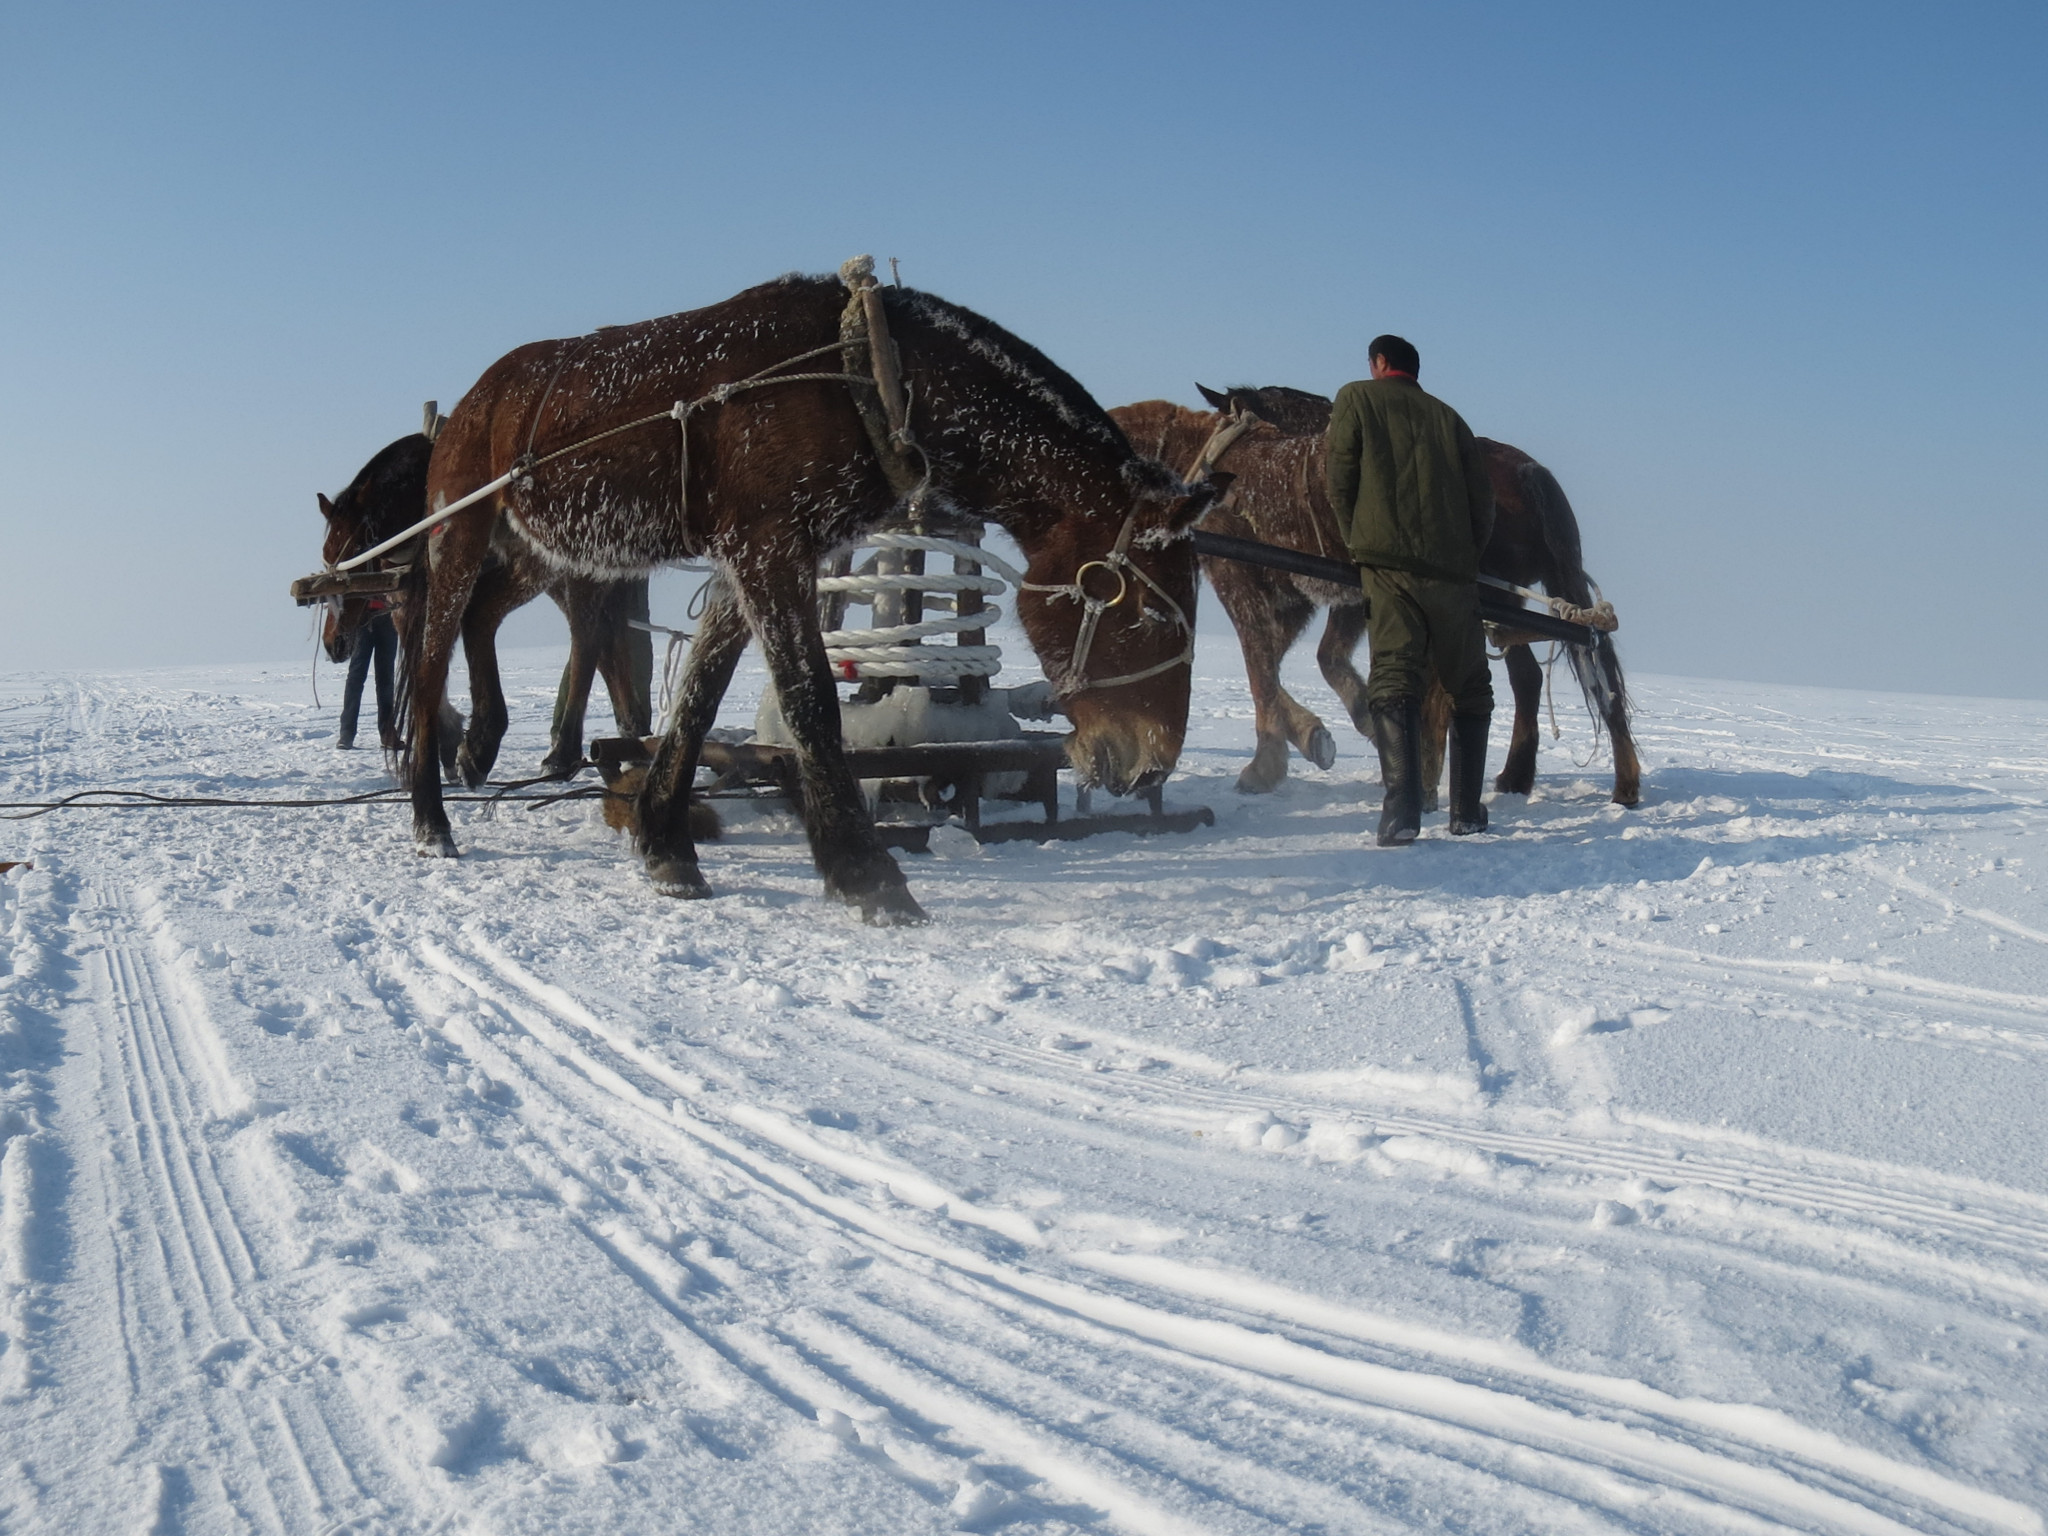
[408,932,2036,1536]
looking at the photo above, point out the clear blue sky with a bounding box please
[3,1,2042,697]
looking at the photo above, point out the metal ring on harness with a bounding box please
[1019,495,1198,696]
[1073,559,1128,609]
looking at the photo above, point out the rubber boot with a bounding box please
[1368,697,1422,846]
[1448,711,1492,835]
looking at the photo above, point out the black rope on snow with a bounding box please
[0,777,616,821]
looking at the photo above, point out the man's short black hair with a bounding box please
[1369,334,1420,376]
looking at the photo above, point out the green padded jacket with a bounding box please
[1325,376,1495,584]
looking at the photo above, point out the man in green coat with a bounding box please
[1325,335,1495,845]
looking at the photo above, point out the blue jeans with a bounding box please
[339,611,397,745]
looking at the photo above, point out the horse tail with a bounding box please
[1520,459,1631,739]
[1566,627,1632,745]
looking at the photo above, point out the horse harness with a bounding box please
[1182,408,1340,563]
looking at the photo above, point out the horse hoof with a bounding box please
[1235,754,1288,794]
[415,830,460,859]
[1611,787,1642,807]
[859,886,929,927]
[538,755,581,783]
[456,748,489,791]
[1304,727,1337,771]
[1420,789,1440,814]
[646,854,711,898]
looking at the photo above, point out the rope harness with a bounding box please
[1479,574,1618,633]
[1183,410,1255,485]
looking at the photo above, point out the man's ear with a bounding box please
[318,492,335,519]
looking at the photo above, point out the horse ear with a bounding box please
[1196,383,1231,411]
[1169,471,1233,529]
[318,492,335,519]
[1232,390,1286,428]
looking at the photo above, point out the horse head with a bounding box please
[1196,383,1333,438]
[1014,461,1231,796]
[316,491,372,661]
[315,434,436,662]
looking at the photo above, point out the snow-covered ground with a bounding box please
[3,626,2045,1535]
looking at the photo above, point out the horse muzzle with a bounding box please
[1065,714,1182,798]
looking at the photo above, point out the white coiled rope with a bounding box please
[818,533,1023,681]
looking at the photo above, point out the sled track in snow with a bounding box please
[68,880,408,1534]
[838,991,2048,1285]
[393,929,2039,1536]
[1597,934,2048,1031]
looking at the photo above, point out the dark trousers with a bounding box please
[1360,568,1494,713]
[340,611,398,744]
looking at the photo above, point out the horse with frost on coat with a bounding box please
[1113,385,1639,807]
[402,264,1223,923]
[317,431,650,782]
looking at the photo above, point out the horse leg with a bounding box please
[737,558,924,924]
[1494,644,1543,795]
[1419,680,1453,814]
[596,580,653,737]
[541,579,609,780]
[1610,724,1642,806]
[1233,588,1319,794]
[452,564,520,789]
[637,587,746,898]
[408,519,491,856]
[1315,599,1372,741]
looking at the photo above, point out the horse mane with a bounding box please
[663,275,1156,490]
[1228,385,1333,438]
[889,287,1132,455]
[330,433,434,538]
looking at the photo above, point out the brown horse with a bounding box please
[318,432,649,782]
[1112,386,1640,807]
[403,269,1222,922]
